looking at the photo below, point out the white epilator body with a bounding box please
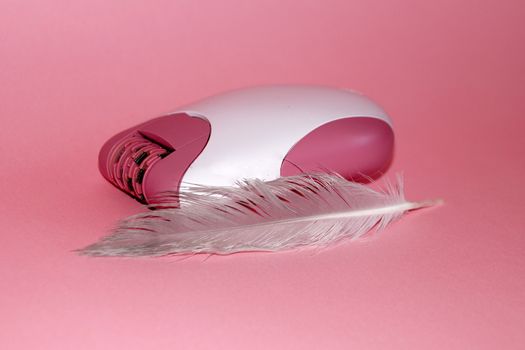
[99,85,394,204]
[174,85,393,186]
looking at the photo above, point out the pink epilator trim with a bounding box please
[99,113,211,204]
[281,117,393,182]
[105,132,171,202]
[99,85,394,205]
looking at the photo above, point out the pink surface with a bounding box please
[1,1,524,349]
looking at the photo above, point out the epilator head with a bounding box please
[99,85,394,204]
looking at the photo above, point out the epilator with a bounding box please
[99,85,394,204]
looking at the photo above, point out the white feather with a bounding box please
[79,173,441,257]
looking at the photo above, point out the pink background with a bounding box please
[1,0,524,349]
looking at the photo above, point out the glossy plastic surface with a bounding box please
[98,113,210,203]
[174,85,393,186]
[99,85,394,202]
[281,117,394,181]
